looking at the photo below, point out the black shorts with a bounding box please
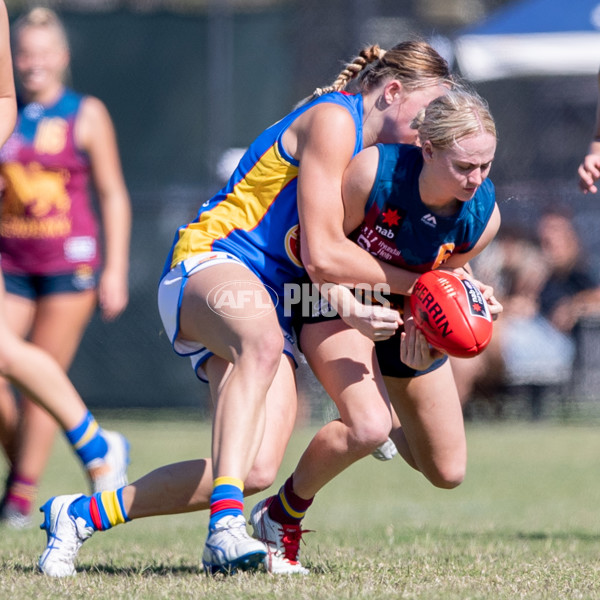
[3,267,99,299]
[293,285,447,379]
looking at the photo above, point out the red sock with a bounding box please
[268,475,313,525]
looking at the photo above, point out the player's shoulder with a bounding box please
[77,95,113,133]
[301,97,360,129]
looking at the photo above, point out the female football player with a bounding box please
[249,89,501,574]
[37,40,455,577]
[0,4,129,529]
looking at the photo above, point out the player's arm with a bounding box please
[296,107,419,295]
[76,96,131,321]
[294,114,402,338]
[0,2,16,147]
[340,145,378,234]
[578,70,600,194]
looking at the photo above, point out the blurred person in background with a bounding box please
[452,207,600,413]
[450,226,548,410]
[0,7,131,526]
[36,41,454,578]
[578,68,600,194]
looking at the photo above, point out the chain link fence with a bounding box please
[6,2,597,421]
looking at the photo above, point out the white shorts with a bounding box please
[157,251,295,382]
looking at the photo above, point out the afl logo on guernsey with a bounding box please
[285,225,303,268]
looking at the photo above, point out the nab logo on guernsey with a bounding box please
[207,280,277,319]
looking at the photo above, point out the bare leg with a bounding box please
[7,290,96,482]
[290,320,392,500]
[0,272,89,431]
[177,264,285,483]
[121,353,299,519]
[386,360,466,488]
[0,388,18,465]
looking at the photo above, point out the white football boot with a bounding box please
[202,514,267,575]
[0,503,33,529]
[38,494,94,577]
[249,498,309,575]
[371,437,398,461]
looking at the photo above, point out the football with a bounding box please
[409,270,493,358]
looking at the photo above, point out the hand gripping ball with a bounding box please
[410,270,493,358]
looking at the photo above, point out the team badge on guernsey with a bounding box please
[285,225,302,268]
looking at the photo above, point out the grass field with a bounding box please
[1,413,599,599]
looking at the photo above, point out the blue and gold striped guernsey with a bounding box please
[162,92,365,307]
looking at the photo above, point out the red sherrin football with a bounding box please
[410,270,493,358]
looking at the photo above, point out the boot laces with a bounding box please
[279,523,312,563]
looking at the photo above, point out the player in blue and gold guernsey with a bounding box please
[252,90,503,569]
[38,42,455,577]
[161,90,365,359]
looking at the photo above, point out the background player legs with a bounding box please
[0,289,96,512]
[0,290,32,468]
[0,391,18,464]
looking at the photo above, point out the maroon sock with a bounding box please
[3,472,37,516]
[268,474,313,525]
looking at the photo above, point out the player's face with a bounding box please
[427,132,496,202]
[15,27,69,96]
[380,83,449,145]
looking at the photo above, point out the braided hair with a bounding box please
[297,40,452,108]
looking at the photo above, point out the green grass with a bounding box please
[1,415,600,599]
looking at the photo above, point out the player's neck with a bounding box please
[23,84,65,107]
[418,174,461,216]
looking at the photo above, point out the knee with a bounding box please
[426,460,466,490]
[348,417,391,455]
[240,330,284,380]
[244,462,279,496]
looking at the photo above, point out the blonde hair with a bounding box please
[413,89,497,149]
[298,40,452,107]
[12,7,70,51]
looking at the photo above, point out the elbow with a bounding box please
[304,260,324,285]
[304,254,339,285]
[301,236,353,285]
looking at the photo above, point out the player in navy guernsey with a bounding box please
[353,143,495,273]
[255,89,502,555]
